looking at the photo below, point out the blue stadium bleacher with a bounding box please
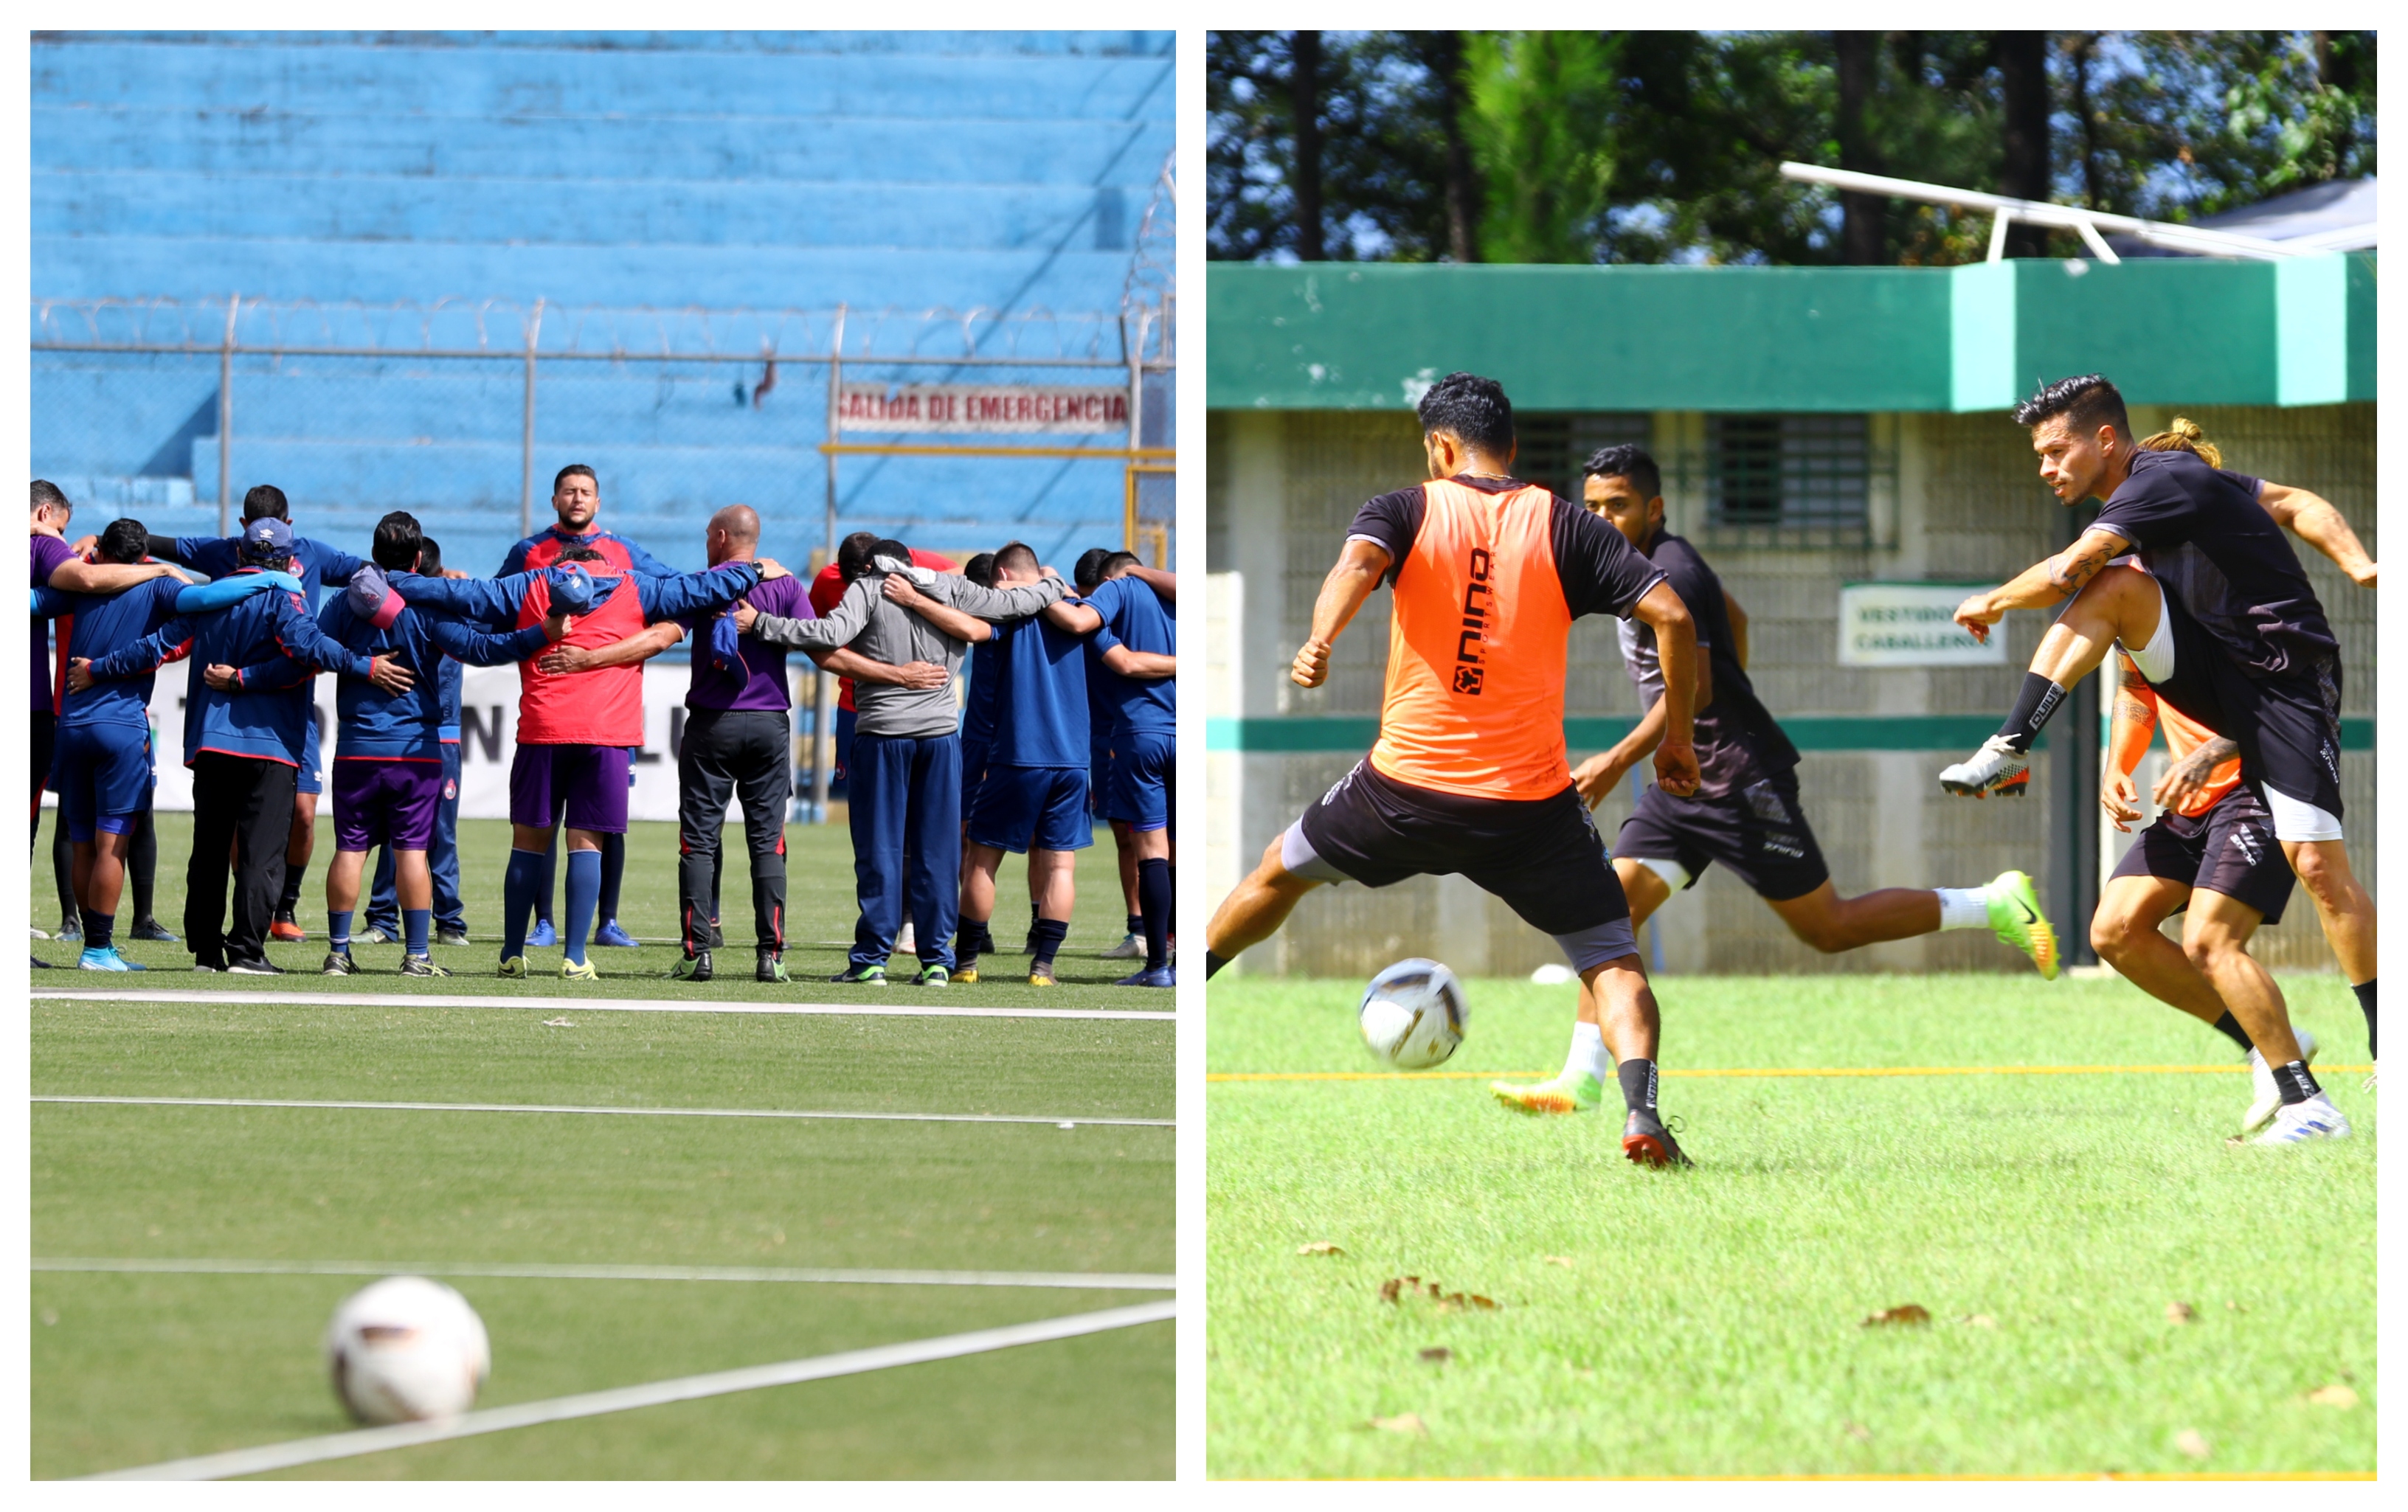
[32,30,1176,574]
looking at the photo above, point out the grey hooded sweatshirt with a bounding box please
[749,560,1063,739]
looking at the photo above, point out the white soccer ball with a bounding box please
[1358,958,1468,1070]
[324,1276,491,1425]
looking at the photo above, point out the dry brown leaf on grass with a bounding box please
[1370,1413,1429,1438]
[2167,1301,2199,1324]
[2305,1384,2359,1409]
[1862,1304,1931,1327]
[1379,1277,1498,1310]
[2174,1429,2211,1460]
[1297,1241,1344,1256]
[1419,1348,1452,1364]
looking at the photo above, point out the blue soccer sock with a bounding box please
[563,847,603,965]
[80,907,114,953]
[328,909,353,956]
[404,907,431,957]
[502,847,545,960]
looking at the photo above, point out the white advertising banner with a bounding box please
[143,664,798,821]
[1835,582,2008,668]
[837,383,1129,434]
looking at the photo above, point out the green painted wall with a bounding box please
[1208,254,2375,413]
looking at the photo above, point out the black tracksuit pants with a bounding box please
[677,708,791,955]
[187,752,297,965]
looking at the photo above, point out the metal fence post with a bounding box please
[217,293,238,535]
[811,304,846,825]
[520,297,544,541]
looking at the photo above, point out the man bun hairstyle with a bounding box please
[994,541,1039,576]
[963,552,998,589]
[2013,373,2130,439]
[553,463,598,493]
[97,516,150,564]
[372,511,424,572]
[32,479,71,515]
[2139,416,2221,470]
[242,483,290,523]
[1416,371,1515,455]
[1583,443,1662,503]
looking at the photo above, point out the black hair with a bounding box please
[1103,550,1141,578]
[31,479,70,514]
[1582,443,1662,502]
[1073,547,1114,593]
[963,552,998,589]
[2013,373,2130,438]
[873,538,913,570]
[416,535,443,576]
[836,530,882,582]
[994,541,1039,576]
[97,517,149,565]
[553,463,598,493]
[241,484,289,523]
[556,544,605,565]
[1416,371,1515,455]
[372,510,423,572]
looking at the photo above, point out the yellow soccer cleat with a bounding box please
[561,957,598,982]
[1985,869,2059,981]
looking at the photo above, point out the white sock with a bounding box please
[1934,887,1991,930]
[1563,1021,1610,1084]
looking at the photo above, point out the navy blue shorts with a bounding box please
[969,766,1093,854]
[297,702,325,797]
[961,738,991,815]
[1613,770,1830,902]
[2109,783,2294,925]
[510,743,632,833]
[1104,728,1172,833]
[53,721,153,842]
[1089,742,1114,818]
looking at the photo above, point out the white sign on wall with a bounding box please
[144,664,800,822]
[1836,582,2007,667]
[837,383,1129,434]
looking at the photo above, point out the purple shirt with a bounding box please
[683,569,814,712]
[31,533,76,712]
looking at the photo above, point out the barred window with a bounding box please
[1707,414,1870,534]
[1518,412,1653,500]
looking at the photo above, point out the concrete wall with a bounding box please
[1205,403,2376,978]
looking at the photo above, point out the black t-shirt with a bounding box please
[1619,531,1799,799]
[1345,475,1666,620]
[2095,448,2336,678]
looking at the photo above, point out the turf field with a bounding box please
[32,813,1171,1479]
[1207,971,2374,1479]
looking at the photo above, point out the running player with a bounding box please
[1203,371,1705,1166]
[2092,624,2345,1142]
[144,485,368,945]
[1937,379,2376,1080]
[1048,553,1178,987]
[385,544,775,977]
[1490,445,2059,1116]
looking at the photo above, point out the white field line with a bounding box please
[36,1256,1176,1291]
[32,988,1174,1022]
[89,1298,1178,1480]
[34,1095,1172,1129]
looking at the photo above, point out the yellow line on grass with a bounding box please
[1211,1064,2373,1083]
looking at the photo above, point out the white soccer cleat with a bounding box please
[2243,1029,2319,1134]
[1101,932,1144,960]
[894,922,916,954]
[2249,1092,2351,1145]
[1940,735,2031,797]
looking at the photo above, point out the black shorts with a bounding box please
[2108,784,2294,925]
[1612,770,1830,903]
[1288,760,1635,968]
[2145,589,2345,829]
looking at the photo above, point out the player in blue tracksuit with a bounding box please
[365,535,469,947]
[1076,548,1147,960]
[1050,561,1178,985]
[277,514,566,977]
[84,516,412,972]
[147,483,369,941]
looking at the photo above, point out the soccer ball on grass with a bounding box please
[325,1275,491,1424]
[1357,958,1467,1069]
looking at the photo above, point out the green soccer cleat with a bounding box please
[669,950,713,982]
[497,954,528,979]
[829,963,887,986]
[1985,870,2059,981]
[911,964,950,987]
[1490,1072,1605,1115]
[561,957,598,982]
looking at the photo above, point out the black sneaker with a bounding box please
[437,926,472,949]
[670,951,713,983]
[708,920,726,949]
[756,953,789,984]
[1621,1109,1693,1168]
[130,918,179,943]
[226,957,286,976]
[401,954,450,978]
[193,954,226,973]
[910,964,950,987]
[829,963,888,986]
[32,954,55,970]
[321,951,357,977]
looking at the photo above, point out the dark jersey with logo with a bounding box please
[1617,531,1797,800]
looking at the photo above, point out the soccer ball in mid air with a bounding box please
[325,1276,491,1424]
[1358,958,1468,1069]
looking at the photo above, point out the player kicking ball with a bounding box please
[1490,446,2057,1118]
[1203,372,1707,1167]
[2093,631,2344,1143]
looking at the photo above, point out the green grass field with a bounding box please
[32,813,1171,1479]
[1207,971,2374,1479]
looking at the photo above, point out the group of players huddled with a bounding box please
[1205,371,2373,1162]
[30,465,1175,988]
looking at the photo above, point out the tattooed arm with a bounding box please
[1954,526,2131,644]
